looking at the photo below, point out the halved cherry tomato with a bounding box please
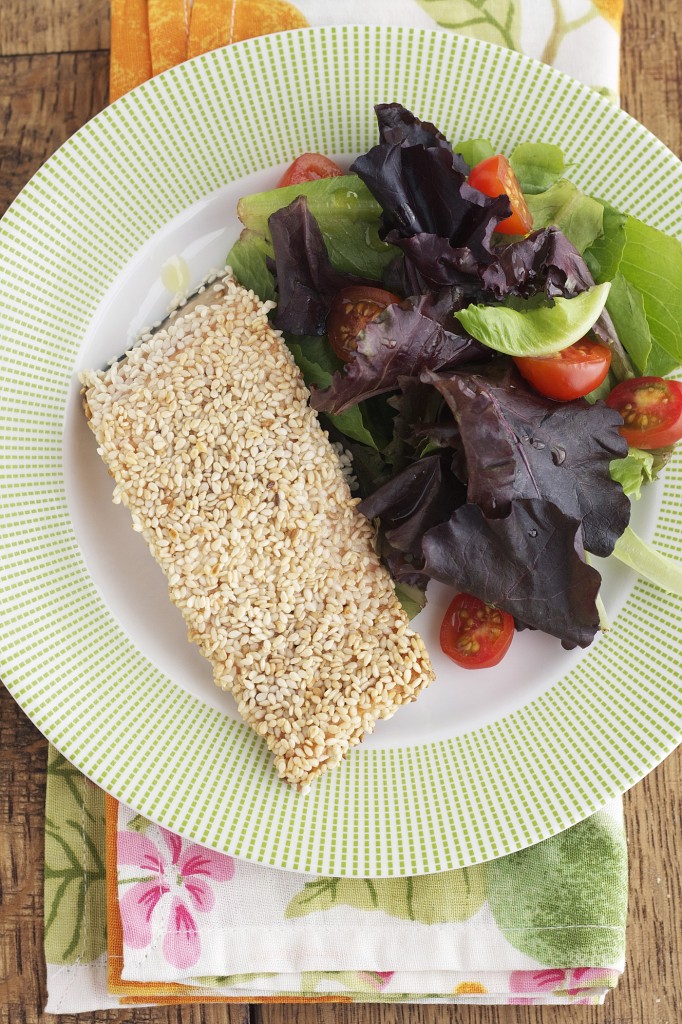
[326,285,401,361]
[605,376,682,449]
[468,154,533,235]
[277,153,344,187]
[513,338,612,402]
[440,593,514,670]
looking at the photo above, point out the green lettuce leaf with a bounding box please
[285,336,380,449]
[603,272,651,374]
[524,179,604,252]
[226,230,276,301]
[510,142,565,194]
[453,283,611,358]
[586,205,682,376]
[394,581,427,620]
[453,138,494,167]
[609,448,654,499]
[618,216,682,376]
[236,173,397,279]
[584,204,626,281]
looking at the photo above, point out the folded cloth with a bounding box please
[46,0,626,1012]
[43,746,626,1012]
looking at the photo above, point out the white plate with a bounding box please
[1,26,681,876]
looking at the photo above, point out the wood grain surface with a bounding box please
[0,2,680,1022]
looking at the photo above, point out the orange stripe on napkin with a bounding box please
[109,0,153,102]
[187,0,233,59]
[121,995,355,1004]
[110,0,309,101]
[188,0,308,59]
[148,0,190,75]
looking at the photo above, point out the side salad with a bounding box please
[226,103,682,666]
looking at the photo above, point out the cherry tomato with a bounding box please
[277,153,344,187]
[326,285,401,361]
[440,593,514,670]
[605,376,682,449]
[513,338,612,402]
[468,154,533,235]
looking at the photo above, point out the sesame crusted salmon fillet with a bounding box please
[80,271,434,788]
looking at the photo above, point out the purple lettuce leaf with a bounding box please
[384,375,447,470]
[268,196,368,335]
[374,102,467,166]
[482,226,595,299]
[382,541,431,590]
[425,367,630,558]
[422,498,602,648]
[384,194,511,290]
[310,296,491,415]
[358,453,466,571]
[351,106,509,245]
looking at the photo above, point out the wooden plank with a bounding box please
[0,0,110,57]
[621,0,681,157]
[0,52,110,214]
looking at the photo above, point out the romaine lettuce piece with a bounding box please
[453,282,611,358]
[525,179,604,253]
[510,142,565,194]
[226,230,276,301]
[236,174,396,280]
[394,582,427,620]
[618,216,682,376]
[584,204,626,281]
[586,204,682,376]
[603,272,651,374]
[609,448,655,499]
[453,138,494,167]
[285,335,381,449]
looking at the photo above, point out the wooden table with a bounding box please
[1,1,680,1022]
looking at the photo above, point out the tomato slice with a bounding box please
[277,153,344,187]
[326,285,401,361]
[440,593,514,670]
[605,376,682,449]
[513,338,612,401]
[468,154,533,235]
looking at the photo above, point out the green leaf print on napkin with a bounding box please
[44,749,107,965]
[415,0,521,50]
[194,973,278,987]
[286,867,486,923]
[541,0,622,67]
[485,811,628,966]
[126,812,153,834]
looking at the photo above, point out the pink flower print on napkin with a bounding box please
[118,827,235,969]
[357,971,395,990]
[509,967,615,1004]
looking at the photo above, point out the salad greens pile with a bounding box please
[227,103,682,649]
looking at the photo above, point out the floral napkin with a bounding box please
[44,748,627,1012]
[45,0,626,1013]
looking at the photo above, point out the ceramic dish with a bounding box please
[1,26,681,876]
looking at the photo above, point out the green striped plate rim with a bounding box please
[1,27,681,876]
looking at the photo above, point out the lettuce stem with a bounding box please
[612,526,682,596]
